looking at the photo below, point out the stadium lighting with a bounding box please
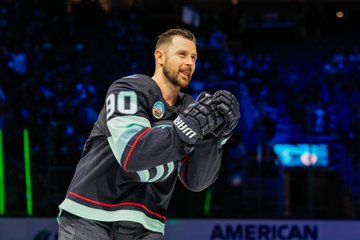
[23,129,33,216]
[336,11,344,19]
[0,129,4,215]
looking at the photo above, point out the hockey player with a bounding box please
[58,28,240,240]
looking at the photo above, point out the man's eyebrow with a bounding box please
[175,50,198,60]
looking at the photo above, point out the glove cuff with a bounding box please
[217,133,233,148]
[173,115,203,145]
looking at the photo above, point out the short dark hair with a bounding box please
[155,28,196,49]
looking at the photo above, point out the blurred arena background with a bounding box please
[0,0,360,239]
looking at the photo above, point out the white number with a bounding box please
[118,91,137,114]
[106,94,115,119]
[106,91,138,119]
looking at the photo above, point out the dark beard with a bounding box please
[163,67,181,87]
[163,65,192,88]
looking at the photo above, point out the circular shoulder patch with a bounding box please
[152,101,165,119]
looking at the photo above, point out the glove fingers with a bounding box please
[196,91,212,102]
[184,101,219,135]
[214,90,232,99]
[183,103,197,115]
[195,113,208,128]
[203,98,217,112]
[206,114,216,131]
[186,90,240,140]
[215,95,232,106]
[230,103,241,119]
[211,90,240,143]
[231,99,241,117]
[232,97,240,107]
[215,91,240,119]
[217,101,240,134]
[196,95,223,132]
[225,111,237,124]
[217,103,230,115]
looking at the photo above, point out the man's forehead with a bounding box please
[169,36,197,52]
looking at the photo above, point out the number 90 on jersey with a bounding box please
[106,91,138,119]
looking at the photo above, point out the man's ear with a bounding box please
[154,49,164,65]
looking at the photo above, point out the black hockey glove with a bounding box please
[213,90,240,146]
[195,92,226,137]
[174,93,219,145]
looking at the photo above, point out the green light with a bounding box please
[204,189,212,216]
[23,129,33,216]
[0,129,5,215]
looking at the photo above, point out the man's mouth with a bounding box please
[180,70,191,78]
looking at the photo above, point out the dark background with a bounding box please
[0,0,359,219]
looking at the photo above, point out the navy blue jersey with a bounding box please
[58,74,223,234]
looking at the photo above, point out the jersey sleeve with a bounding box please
[178,136,223,192]
[105,77,188,172]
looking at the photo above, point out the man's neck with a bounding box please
[152,74,180,106]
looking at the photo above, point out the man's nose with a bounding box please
[185,57,195,66]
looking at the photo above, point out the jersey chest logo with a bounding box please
[152,101,165,119]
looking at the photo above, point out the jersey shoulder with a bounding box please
[106,74,164,118]
[109,74,160,97]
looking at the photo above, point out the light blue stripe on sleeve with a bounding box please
[107,116,151,165]
[136,170,150,182]
[148,165,165,182]
[163,162,175,180]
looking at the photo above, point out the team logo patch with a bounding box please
[152,101,165,119]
